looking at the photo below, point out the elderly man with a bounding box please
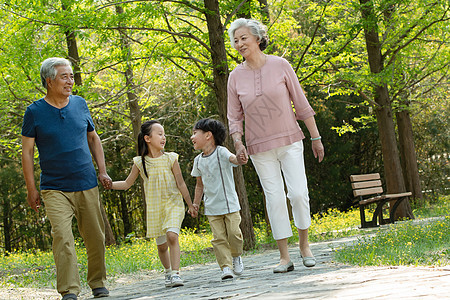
[21,57,111,300]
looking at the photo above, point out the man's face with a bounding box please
[48,65,74,97]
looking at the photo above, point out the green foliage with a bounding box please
[413,195,450,218]
[0,0,448,253]
[0,159,51,253]
[413,97,449,198]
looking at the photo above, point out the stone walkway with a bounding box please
[2,235,449,299]
[88,235,450,300]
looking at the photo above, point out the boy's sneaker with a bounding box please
[92,287,109,298]
[164,273,172,288]
[170,273,184,287]
[221,267,234,280]
[232,256,244,275]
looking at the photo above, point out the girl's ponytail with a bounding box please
[138,120,160,178]
[137,131,149,178]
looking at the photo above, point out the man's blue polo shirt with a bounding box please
[22,95,98,192]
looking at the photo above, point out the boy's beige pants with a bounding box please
[42,187,106,296]
[207,211,243,270]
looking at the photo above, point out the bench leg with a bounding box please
[360,204,380,228]
[359,206,369,228]
[370,200,387,227]
[389,196,409,223]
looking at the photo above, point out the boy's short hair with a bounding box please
[194,118,226,146]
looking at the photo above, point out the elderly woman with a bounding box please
[227,18,324,273]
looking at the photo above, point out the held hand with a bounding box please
[238,152,248,165]
[311,140,325,162]
[99,173,112,189]
[27,189,41,212]
[193,203,200,212]
[188,205,198,218]
[235,143,248,165]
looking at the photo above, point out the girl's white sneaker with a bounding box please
[221,267,234,280]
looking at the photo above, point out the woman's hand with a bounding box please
[311,140,324,162]
[235,141,248,165]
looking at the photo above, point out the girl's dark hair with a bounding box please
[194,118,226,146]
[137,120,160,178]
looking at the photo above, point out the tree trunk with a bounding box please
[64,31,82,88]
[119,193,132,237]
[204,0,255,250]
[115,5,141,146]
[61,1,117,244]
[62,2,82,88]
[359,0,413,220]
[99,200,116,246]
[2,198,11,254]
[115,4,144,235]
[397,109,423,201]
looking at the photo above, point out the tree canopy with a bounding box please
[0,0,448,253]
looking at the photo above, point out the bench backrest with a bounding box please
[350,173,383,197]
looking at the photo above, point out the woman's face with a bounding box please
[233,26,260,59]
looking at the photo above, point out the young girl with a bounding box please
[110,120,196,288]
[190,118,247,280]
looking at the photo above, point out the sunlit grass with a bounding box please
[309,208,361,242]
[0,229,216,289]
[413,194,450,219]
[252,207,361,249]
[0,195,448,289]
[334,215,450,266]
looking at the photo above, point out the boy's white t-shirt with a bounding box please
[191,146,241,216]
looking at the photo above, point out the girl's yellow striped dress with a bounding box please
[133,152,185,238]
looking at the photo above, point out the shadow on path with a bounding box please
[79,236,450,300]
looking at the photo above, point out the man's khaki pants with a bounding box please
[207,211,243,270]
[42,187,106,296]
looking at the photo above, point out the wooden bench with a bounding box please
[350,173,412,228]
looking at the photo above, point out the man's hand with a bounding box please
[99,173,112,189]
[27,189,41,212]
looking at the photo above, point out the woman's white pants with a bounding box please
[250,141,311,240]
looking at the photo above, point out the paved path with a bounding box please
[2,235,449,299]
[85,236,450,300]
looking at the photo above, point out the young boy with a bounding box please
[190,118,247,280]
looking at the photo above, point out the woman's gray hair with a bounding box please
[228,18,269,51]
[40,57,72,89]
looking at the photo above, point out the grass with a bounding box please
[0,195,448,290]
[334,195,450,267]
[334,216,450,266]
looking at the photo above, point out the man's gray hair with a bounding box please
[40,57,72,89]
[228,18,269,51]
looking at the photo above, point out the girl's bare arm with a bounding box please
[111,164,140,190]
[172,160,196,216]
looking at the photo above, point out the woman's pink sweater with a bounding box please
[227,55,315,155]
